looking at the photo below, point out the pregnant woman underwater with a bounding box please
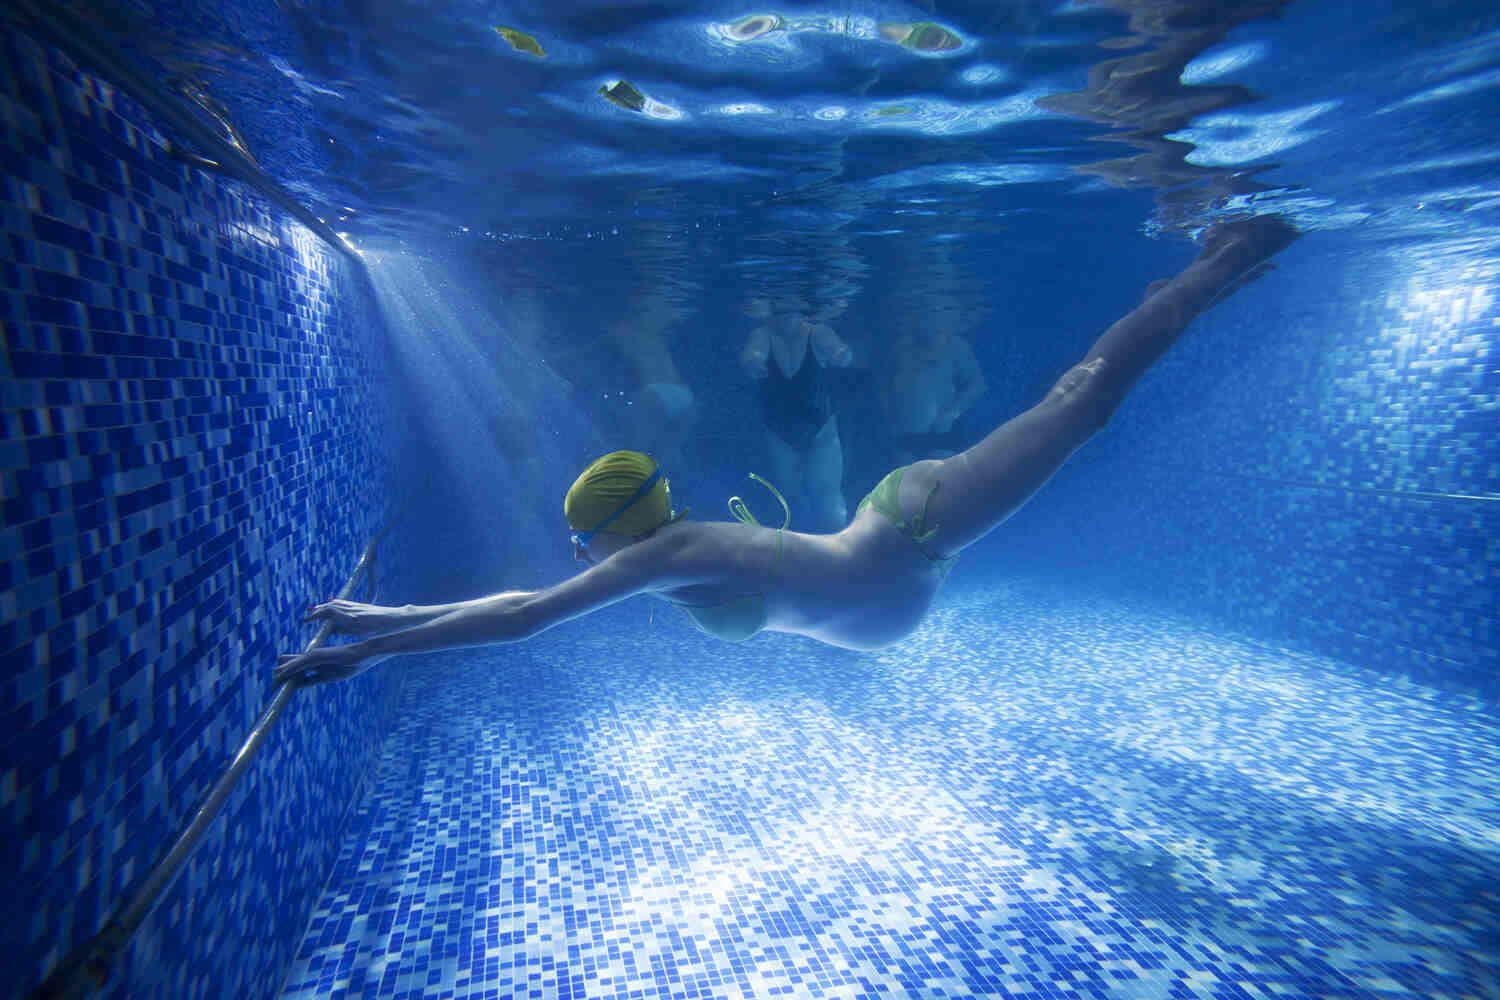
[276,216,1298,687]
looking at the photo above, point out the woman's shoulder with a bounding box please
[652,518,730,543]
[624,519,752,585]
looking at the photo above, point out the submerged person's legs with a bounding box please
[804,416,848,530]
[765,429,805,512]
[900,215,1299,557]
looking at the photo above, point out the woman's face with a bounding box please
[571,529,632,565]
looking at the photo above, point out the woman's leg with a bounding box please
[905,215,1299,557]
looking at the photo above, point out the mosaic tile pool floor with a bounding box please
[277,580,1500,1000]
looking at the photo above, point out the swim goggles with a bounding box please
[570,467,663,551]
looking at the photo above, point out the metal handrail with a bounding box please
[29,507,406,1000]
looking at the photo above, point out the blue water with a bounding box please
[4,1,1498,999]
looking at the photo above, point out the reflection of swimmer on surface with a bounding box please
[277,217,1298,684]
[739,297,855,532]
[881,330,988,466]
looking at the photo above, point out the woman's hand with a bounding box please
[739,326,771,379]
[810,323,853,368]
[304,599,410,634]
[274,643,372,688]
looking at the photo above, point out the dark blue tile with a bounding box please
[25,295,82,326]
[29,214,95,255]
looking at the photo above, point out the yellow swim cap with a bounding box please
[564,450,673,538]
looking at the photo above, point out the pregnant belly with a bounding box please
[769,570,941,650]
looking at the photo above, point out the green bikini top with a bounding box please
[676,593,767,643]
[670,474,788,643]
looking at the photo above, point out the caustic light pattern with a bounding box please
[281,584,1499,1000]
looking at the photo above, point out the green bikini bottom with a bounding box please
[856,465,959,575]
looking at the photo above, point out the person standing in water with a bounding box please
[881,328,989,466]
[739,295,856,531]
[277,216,1298,684]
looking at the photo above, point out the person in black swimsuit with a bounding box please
[739,296,856,530]
[761,336,834,451]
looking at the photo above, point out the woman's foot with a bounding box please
[1143,215,1298,305]
[1199,214,1301,273]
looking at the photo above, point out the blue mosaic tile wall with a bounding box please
[1,27,412,1000]
[996,242,1499,702]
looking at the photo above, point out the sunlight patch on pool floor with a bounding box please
[278,581,1500,1000]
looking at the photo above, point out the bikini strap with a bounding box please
[727,473,791,530]
[909,480,942,544]
[728,472,790,561]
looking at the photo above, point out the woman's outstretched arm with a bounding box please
[275,589,536,686]
[275,531,706,687]
[289,598,488,635]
